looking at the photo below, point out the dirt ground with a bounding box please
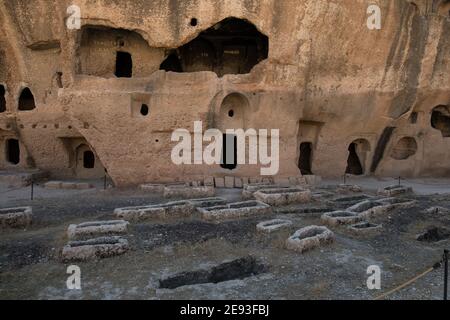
[0,177,449,300]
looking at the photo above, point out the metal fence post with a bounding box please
[444,249,448,301]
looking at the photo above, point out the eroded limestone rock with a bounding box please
[0,207,32,229]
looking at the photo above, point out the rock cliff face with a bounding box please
[0,0,449,186]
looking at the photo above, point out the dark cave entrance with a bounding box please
[160,17,269,76]
[298,142,313,175]
[115,51,133,78]
[346,143,363,175]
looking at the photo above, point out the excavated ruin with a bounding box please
[321,211,364,227]
[378,185,414,197]
[115,201,195,221]
[0,206,32,229]
[61,236,130,261]
[253,187,312,206]
[256,219,293,233]
[158,256,268,289]
[286,226,335,253]
[416,226,450,242]
[67,220,130,240]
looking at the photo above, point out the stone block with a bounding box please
[67,220,129,240]
[254,187,312,206]
[62,236,129,261]
[286,226,334,253]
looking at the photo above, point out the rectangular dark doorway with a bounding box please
[298,142,313,175]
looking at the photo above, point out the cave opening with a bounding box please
[160,17,268,76]
[115,51,133,78]
[6,139,20,165]
[431,106,450,137]
[83,150,95,169]
[221,134,237,170]
[298,142,313,175]
[18,88,36,111]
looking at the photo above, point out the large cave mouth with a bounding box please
[160,17,269,77]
